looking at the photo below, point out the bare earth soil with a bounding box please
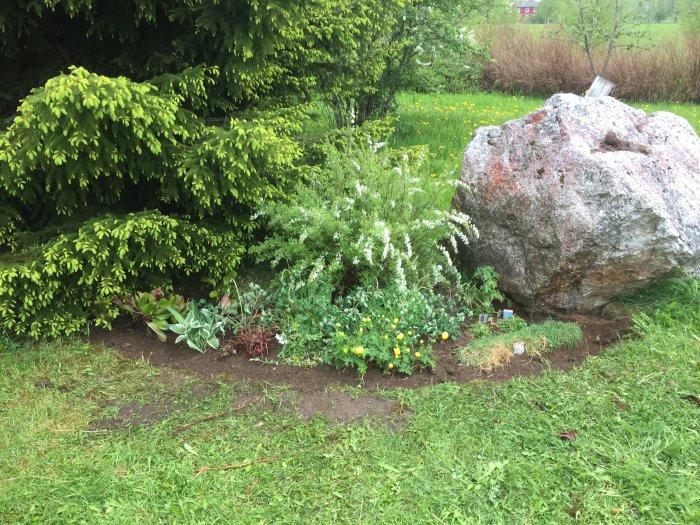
[90,313,630,393]
[84,312,629,428]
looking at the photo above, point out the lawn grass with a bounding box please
[1,281,699,523]
[2,91,700,523]
[392,92,700,197]
[459,320,584,370]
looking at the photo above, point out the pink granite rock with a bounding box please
[453,94,700,312]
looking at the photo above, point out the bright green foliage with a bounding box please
[0,211,244,338]
[0,67,302,227]
[0,67,299,337]
[0,0,403,116]
[252,142,476,292]
[114,291,186,342]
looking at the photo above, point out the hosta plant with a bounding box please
[168,303,225,353]
[114,290,186,341]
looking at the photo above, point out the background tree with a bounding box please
[549,0,649,78]
[678,0,700,32]
[0,0,404,336]
[327,0,497,126]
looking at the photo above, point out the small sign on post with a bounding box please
[585,76,614,98]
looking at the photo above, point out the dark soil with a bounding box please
[89,312,630,394]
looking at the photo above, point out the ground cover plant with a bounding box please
[459,318,584,371]
[1,276,698,523]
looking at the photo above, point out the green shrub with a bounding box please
[0,67,302,229]
[114,290,186,342]
[168,302,225,353]
[270,279,465,374]
[0,67,304,337]
[252,142,476,292]
[0,211,244,338]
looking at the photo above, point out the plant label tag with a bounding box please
[513,342,525,355]
[585,76,614,98]
[479,313,489,323]
[502,309,513,319]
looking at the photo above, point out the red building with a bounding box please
[515,0,539,21]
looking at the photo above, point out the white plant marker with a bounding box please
[585,76,614,98]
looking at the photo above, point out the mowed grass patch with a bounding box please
[1,279,700,523]
[459,320,584,371]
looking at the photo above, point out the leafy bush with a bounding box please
[270,279,465,374]
[0,211,243,338]
[0,67,299,337]
[114,290,186,341]
[0,67,302,229]
[252,142,476,292]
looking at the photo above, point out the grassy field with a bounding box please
[1,280,699,523]
[523,22,684,43]
[2,93,700,524]
[393,92,700,178]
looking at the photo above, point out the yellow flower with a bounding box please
[338,331,345,337]
[407,330,413,336]
[393,347,401,357]
[335,322,341,328]
[388,363,394,370]
[420,339,424,345]
[441,332,449,340]
[362,317,370,323]
[383,334,389,340]
[396,333,404,341]
[392,318,399,324]
[358,327,364,333]
[415,352,421,358]
[352,346,365,355]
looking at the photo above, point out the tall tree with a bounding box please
[550,0,648,78]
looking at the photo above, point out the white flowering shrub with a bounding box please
[252,142,476,291]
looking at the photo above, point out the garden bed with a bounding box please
[90,312,630,392]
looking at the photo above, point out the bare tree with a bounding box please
[552,0,649,78]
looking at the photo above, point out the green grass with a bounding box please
[523,22,683,43]
[391,92,700,206]
[392,92,543,177]
[2,92,700,523]
[1,282,699,523]
[459,320,584,369]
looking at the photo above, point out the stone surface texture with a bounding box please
[453,93,700,312]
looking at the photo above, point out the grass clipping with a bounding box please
[459,321,584,372]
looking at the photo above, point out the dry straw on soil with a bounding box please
[480,25,700,103]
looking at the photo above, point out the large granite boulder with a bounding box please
[453,93,700,312]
